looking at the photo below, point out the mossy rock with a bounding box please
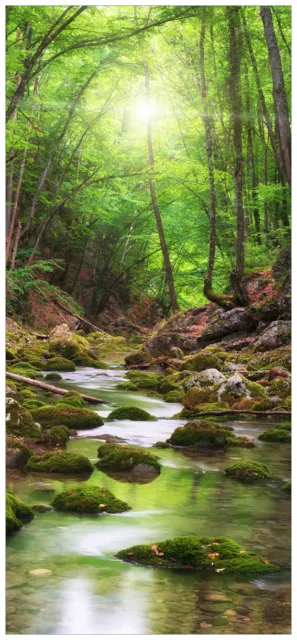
[248,347,291,372]
[9,361,39,373]
[31,405,103,430]
[232,398,257,411]
[25,452,93,474]
[8,366,41,380]
[168,419,231,449]
[269,378,291,399]
[258,425,291,443]
[51,485,131,514]
[125,371,160,390]
[193,401,229,413]
[23,399,46,410]
[181,351,221,372]
[6,347,18,361]
[6,492,34,535]
[107,406,155,421]
[45,373,63,381]
[152,441,170,449]
[225,461,272,481]
[226,435,255,449]
[31,504,53,513]
[57,392,85,408]
[252,399,278,411]
[281,481,291,494]
[97,443,161,473]
[44,357,76,372]
[49,333,90,359]
[116,381,138,391]
[158,380,179,394]
[6,437,33,468]
[125,351,150,366]
[42,425,70,446]
[182,387,214,409]
[6,398,41,438]
[164,389,185,402]
[116,535,280,573]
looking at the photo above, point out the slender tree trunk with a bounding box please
[271,7,291,56]
[144,61,179,313]
[6,148,28,264]
[70,238,89,295]
[260,6,291,188]
[10,221,22,271]
[245,65,261,244]
[241,8,286,185]
[228,7,249,306]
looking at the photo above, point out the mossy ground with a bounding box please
[25,451,93,474]
[51,486,131,513]
[116,535,280,573]
[225,461,272,481]
[97,443,161,472]
[107,406,155,421]
[6,492,34,535]
[31,405,103,429]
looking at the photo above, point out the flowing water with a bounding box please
[6,364,291,634]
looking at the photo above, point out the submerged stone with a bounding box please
[116,535,280,573]
[107,406,155,421]
[25,451,93,474]
[225,461,272,481]
[31,405,103,429]
[51,486,131,514]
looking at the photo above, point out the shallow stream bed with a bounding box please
[6,364,291,634]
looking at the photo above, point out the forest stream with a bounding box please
[6,357,291,635]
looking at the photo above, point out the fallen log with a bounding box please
[189,409,291,418]
[55,301,110,336]
[6,372,107,404]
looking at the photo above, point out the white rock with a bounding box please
[29,568,52,577]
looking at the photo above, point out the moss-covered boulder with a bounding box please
[164,389,185,402]
[152,441,170,449]
[6,398,41,438]
[97,443,161,474]
[168,420,230,449]
[6,437,33,468]
[281,481,291,494]
[181,351,221,372]
[125,351,150,366]
[225,461,272,481]
[6,492,34,535]
[31,405,103,430]
[57,391,85,408]
[42,425,70,446]
[107,406,155,421]
[232,398,257,411]
[258,424,291,443]
[183,369,226,391]
[25,451,93,474]
[49,331,90,359]
[23,399,46,410]
[31,504,53,513]
[116,381,138,391]
[116,535,280,573]
[8,363,41,379]
[194,401,229,413]
[45,372,63,381]
[51,486,131,514]
[217,373,268,406]
[269,378,291,399]
[125,371,160,390]
[182,387,214,409]
[44,357,76,372]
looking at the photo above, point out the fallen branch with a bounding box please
[189,409,291,417]
[6,372,107,404]
[54,301,110,336]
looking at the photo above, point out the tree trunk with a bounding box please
[245,65,261,244]
[10,221,22,271]
[228,7,248,306]
[144,61,179,313]
[6,372,106,403]
[260,6,291,188]
[70,237,89,295]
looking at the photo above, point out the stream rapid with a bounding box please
[6,363,291,634]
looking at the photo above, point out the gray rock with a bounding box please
[253,321,291,351]
[198,308,247,344]
[183,369,226,391]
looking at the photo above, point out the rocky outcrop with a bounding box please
[253,321,291,352]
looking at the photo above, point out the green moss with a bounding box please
[159,381,179,394]
[97,443,161,473]
[45,373,63,381]
[10,361,39,372]
[31,504,53,513]
[226,435,255,448]
[44,357,76,372]
[57,392,85,408]
[42,425,70,446]
[181,351,221,372]
[269,378,291,399]
[225,461,272,481]
[281,481,291,494]
[51,485,131,514]
[6,347,17,361]
[168,420,230,448]
[6,437,33,467]
[116,535,280,573]
[116,381,138,391]
[49,333,90,359]
[258,426,291,442]
[107,406,155,421]
[194,402,229,412]
[8,365,41,379]
[31,405,103,429]
[26,452,93,474]
[242,377,269,400]
[182,387,214,409]
[164,389,185,402]
[6,398,41,438]
[152,441,170,449]
[6,492,34,535]
[23,399,46,410]
[125,371,160,390]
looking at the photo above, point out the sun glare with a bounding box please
[135,100,156,120]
